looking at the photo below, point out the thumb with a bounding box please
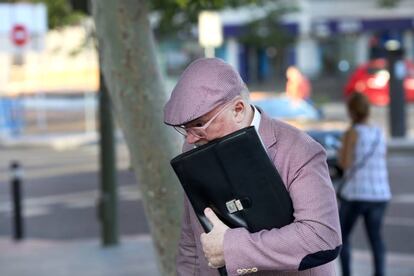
[204,207,221,227]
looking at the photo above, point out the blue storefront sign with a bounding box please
[0,97,24,137]
[224,17,414,38]
[311,17,414,35]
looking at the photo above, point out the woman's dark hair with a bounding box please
[347,92,370,124]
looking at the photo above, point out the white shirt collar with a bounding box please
[250,105,261,132]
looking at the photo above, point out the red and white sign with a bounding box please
[10,24,29,47]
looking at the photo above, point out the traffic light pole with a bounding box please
[386,44,406,137]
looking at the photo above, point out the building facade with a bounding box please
[218,0,414,82]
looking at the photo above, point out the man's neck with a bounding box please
[246,105,254,126]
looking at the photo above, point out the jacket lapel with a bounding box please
[257,110,278,150]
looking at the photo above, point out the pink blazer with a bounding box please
[176,112,342,276]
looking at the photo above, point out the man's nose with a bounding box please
[185,132,200,144]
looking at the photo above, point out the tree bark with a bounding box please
[92,1,183,275]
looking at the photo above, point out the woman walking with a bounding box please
[338,93,391,276]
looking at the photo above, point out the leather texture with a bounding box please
[171,126,294,233]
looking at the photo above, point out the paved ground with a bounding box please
[1,82,414,275]
[0,235,160,276]
[0,144,149,240]
[0,143,413,275]
[1,234,414,276]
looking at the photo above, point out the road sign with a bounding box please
[10,24,28,47]
[198,10,222,58]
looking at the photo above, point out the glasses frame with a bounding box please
[174,101,234,139]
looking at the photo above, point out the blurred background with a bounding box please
[0,0,414,275]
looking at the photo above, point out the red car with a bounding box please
[344,58,414,106]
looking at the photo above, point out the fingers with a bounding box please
[200,233,207,244]
[200,233,209,252]
[201,228,225,269]
[208,260,221,269]
[200,233,212,260]
[204,207,220,226]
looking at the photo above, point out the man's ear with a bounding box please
[233,100,245,123]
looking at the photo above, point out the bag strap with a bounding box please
[337,127,381,195]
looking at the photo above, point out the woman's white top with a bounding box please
[341,124,391,201]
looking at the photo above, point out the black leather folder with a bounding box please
[171,126,294,233]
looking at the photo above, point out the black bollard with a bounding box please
[10,161,24,240]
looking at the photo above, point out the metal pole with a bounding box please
[84,92,96,133]
[204,47,215,58]
[386,41,406,137]
[10,161,24,241]
[98,67,119,246]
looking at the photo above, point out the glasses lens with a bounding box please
[173,126,188,136]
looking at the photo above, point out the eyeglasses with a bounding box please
[174,101,233,139]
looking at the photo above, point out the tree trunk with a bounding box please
[92,1,183,275]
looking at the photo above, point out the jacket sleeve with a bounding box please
[176,196,199,276]
[223,144,342,275]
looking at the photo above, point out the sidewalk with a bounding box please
[0,130,124,150]
[1,234,414,276]
[0,235,160,276]
[0,132,98,150]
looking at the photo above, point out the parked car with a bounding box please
[251,92,344,180]
[344,58,414,106]
[306,130,344,180]
[250,92,322,121]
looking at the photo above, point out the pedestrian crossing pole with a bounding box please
[10,161,24,241]
[98,66,119,246]
[386,40,406,137]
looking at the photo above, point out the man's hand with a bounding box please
[200,207,229,268]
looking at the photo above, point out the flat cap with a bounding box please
[164,58,246,126]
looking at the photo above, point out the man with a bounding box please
[164,58,342,276]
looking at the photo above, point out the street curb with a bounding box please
[2,132,414,152]
[387,138,414,153]
[0,131,125,151]
[0,133,97,150]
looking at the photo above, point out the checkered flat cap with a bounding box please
[164,58,246,126]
